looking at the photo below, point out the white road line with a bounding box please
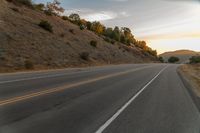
[95,65,168,133]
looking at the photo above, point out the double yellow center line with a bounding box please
[0,66,152,107]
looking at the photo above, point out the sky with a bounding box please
[33,0,200,54]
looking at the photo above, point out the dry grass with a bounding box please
[179,64,200,97]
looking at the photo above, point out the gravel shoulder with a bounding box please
[178,64,200,111]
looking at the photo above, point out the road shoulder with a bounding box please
[177,64,200,111]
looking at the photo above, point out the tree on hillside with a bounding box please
[86,21,92,30]
[69,13,80,22]
[168,56,179,63]
[104,28,113,38]
[120,27,136,45]
[112,26,120,41]
[91,21,105,34]
[59,12,157,57]
[147,49,157,57]
[135,41,147,49]
[46,0,64,15]
[190,56,200,64]
[120,34,126,44]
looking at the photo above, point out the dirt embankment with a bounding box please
[0,0,157,73]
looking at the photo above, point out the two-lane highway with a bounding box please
[0,64,199,133]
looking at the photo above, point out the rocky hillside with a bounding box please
[0,0,157,72]
[160,50,200,63]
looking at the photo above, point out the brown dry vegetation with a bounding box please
[0,0,157,72]
[179,64,200,97]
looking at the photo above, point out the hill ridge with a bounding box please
[160,50,200,63]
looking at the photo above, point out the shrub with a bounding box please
[80,52,89,60]
[25,60,34,69]
[38,20,53,32]
[111,40,115,45]
[80,25,85,30]
[69,29,75,34]
[90,40,97,47]
[10,7,19,12]
[60,33,65,37]
[44,9,53,16]
[190,56,200,64]
[62,16,69,21]
[168,56,179,63]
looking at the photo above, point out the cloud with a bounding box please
[138,32,200,40]
[64,8,93,15]
[64,8,130,22]
[119,11,130,17]
[164,0,200,3]
[82,11,117,21]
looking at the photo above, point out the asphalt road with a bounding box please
[0,64,199,133]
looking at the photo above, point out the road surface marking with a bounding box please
[95,65,168,133]
[0,66,153,106]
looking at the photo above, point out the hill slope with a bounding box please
[0,0,157,72]
[160,50,200,63]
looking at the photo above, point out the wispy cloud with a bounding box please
[139,32,200,40]
[64,8,130,22]
[164,0,200,3]
[82,11,117,21]
[119,11,130,17]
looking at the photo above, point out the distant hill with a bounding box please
[160,50,200,63]
[0,0,157,72]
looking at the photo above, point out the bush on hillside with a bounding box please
[24,60,34,69]
[168,56,179,63]
[69,29,75,34]
[90,40,97,47]
[80,25,85,30]
[111,40,115,45]
[44,9,53,16]
[38,20,53,32]
[10,7,19,12]
[60,33,65,38]
[80,52,89,60]
[62,16,69,21]
[190,56,200,64]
